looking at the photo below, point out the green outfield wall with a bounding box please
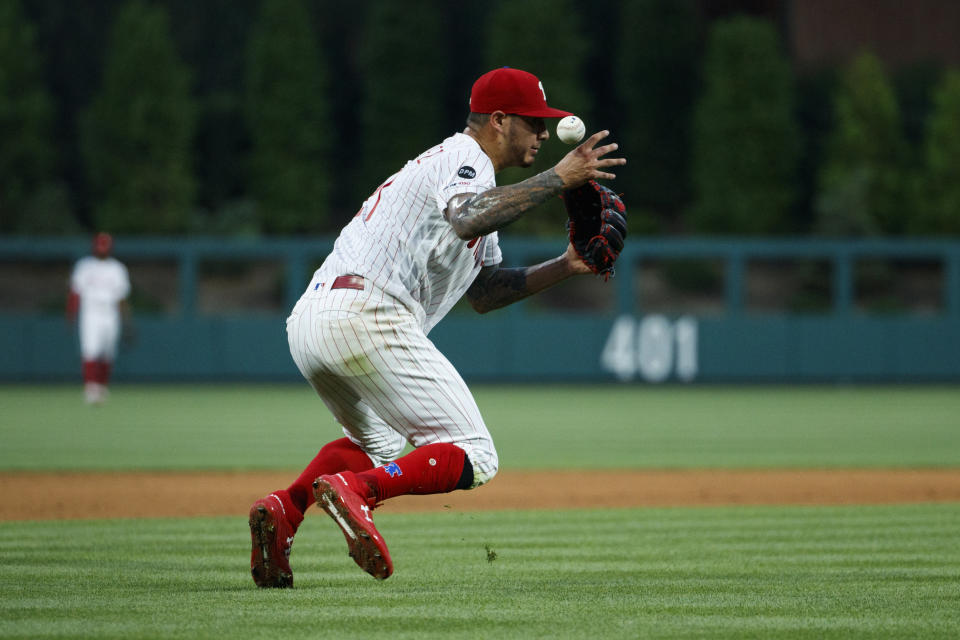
[2,236,958,383]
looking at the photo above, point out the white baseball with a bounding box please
[556,116,585,144]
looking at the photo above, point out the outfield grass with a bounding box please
[1,504,958,639]
[3,383,958,638]
[1,383,959,471]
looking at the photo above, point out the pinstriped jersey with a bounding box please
[315,132,502,333]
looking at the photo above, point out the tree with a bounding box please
[166,0,259,220]
[80,0,196,233]
[484,0,591,235]
[245,0,330,234]
[616,0,700,230]
[691,17,799,234]
[354,0,446,205]
[815,52,911,236]
[0,0,56,232]
[917,69,960,234]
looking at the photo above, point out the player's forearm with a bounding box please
[65,291,79,320]
[466,256,576,313]
[449,169,564,239]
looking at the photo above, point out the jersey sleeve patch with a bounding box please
[436,150,495,212]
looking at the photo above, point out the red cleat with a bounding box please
[249,492,301,588]
[313,472,393,580]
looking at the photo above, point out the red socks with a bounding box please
[83,361,98,384]
[283,440,470,516]
[285,437,374,513]
[82,360,112,385]
[355,442,467,504]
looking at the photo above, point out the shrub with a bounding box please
[245,0,331,233]
[691,16,799,235]
[815,52,911,236]
[917,69,960,234]
[80,0,196,233]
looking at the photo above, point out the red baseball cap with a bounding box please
[469,67,572,118]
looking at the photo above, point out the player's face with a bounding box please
[92,233,112,258]
[505,115,548,168]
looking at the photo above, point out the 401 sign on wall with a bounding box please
[601,315,698,382]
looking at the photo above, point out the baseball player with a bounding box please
[66,232,131,404]
[249,67,626,586]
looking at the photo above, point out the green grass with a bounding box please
[1,383,959,470]
[3,384,959,638]
[2,504,959,639]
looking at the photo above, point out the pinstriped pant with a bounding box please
[286,280,498,488]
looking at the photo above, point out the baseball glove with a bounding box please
[563,180,627,279]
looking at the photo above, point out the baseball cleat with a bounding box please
[248,493,298,588]
[313,473,393,580]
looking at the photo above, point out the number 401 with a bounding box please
[600,315,698,382]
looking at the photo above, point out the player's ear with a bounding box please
[489,111,508,133]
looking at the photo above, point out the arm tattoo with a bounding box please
[466,267,529,314]
[449,169,564,238]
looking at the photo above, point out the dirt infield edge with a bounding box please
[3,469,960,521]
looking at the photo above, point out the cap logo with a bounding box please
[538,81,546,101]
[457,166,477,179]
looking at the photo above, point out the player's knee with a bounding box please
[339,431,406,468]
[365,443,407,468]
[455,439,498,489]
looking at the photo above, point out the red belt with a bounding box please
[330,275,365,291]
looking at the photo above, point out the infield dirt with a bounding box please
[3,469,960,521]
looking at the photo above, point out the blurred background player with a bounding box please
[249,67,626,586]
[66,232,131,404]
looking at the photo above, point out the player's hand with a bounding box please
[553,130,626,189]
[563,242,594,276]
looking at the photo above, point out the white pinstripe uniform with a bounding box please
[287,132,502,487]
[71,256,130,361]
